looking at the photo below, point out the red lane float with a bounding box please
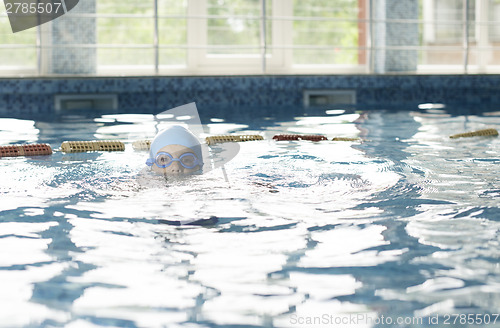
[0,144,53,157]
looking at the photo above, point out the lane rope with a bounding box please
[449,128,498,139]
[0,144,53,158]
[60,140,125,153]
[4,128,497,158]
[272,134,328,141]
[206,135,264,145]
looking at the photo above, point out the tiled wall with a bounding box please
[382,0,419,72]
[50,0,96,74]
[1,75,499,117]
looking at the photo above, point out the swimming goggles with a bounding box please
[146,152,201,169]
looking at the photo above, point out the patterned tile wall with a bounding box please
[0,75,499,117]
[374,0,419,73]
[49,0,96,74]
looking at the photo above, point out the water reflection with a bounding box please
[1,109,499,327]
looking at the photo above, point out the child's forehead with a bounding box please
[157,144,193,154]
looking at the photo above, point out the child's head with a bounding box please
[146,125,203,175]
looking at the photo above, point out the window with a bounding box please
[0,0,500,76]
[185,0,280,74]
[292,0,362,66]
[420,0,467,69]
[158,0,187,67]
[97,0,156,74]
[185,0,366,74]
[0,0,37,75]
[421,0,500,73]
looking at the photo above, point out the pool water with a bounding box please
[1,108,500,328]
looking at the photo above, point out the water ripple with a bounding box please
[1,112,500,327]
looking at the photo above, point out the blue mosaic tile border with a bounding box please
[1,75,499,117]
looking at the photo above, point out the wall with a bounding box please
[48,0,96,74]
[373,0,419,73]
[0,75,499,118]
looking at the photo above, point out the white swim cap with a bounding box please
[149,125,203,165]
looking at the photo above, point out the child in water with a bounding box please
[142,124,221,226]
[146,125,204,176]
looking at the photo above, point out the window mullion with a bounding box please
[260,0,267,73]
[269,0,292,73]
[475,0,489,73]
[187,0,207,72]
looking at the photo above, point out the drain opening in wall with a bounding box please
[303,90,356,107]
[55,94,118,111]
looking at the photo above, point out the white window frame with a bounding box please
[3,0,500,76]
[185,0,293,75]
[184,0,367,75]
[420,0,500,74]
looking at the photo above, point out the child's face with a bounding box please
[151,144,201,175]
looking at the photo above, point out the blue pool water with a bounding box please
[1,107,500,328]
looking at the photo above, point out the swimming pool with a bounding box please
[1,107,499,327]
